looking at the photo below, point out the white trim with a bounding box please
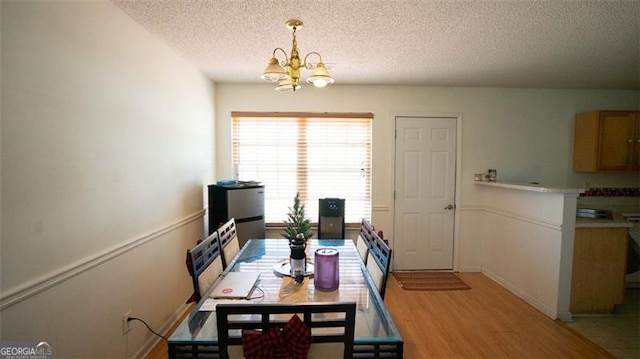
[475,180,584,194]
[483,205,563,231]
[459,205,484,212]
[482,267,558,320]
[460,205,563,231]
[452,113,463,273]
[391,113,463,271]
[0,209,206,310]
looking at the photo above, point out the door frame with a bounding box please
[391,112,463,271]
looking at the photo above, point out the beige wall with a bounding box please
[1,2,214,358]
[215,84,639,271]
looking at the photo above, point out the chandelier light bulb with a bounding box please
[312,79,329,88]
[307,62,334,88]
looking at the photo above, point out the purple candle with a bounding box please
[314,248,339,291]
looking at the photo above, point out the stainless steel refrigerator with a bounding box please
[208,183,265,248]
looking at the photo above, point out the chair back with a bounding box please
[187,231,223,301]
[218,218,240,268]
[366,228,392,299]
[216,302,357,359]
[356,218,375,264]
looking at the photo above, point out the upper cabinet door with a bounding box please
[634,112,640,171]
[573,110,640,172]
[598,111,637,170]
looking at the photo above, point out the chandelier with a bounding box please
[261,19,334,92]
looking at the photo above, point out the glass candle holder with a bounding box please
[314,248,339,291]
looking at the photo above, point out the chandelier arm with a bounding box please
[272,47,289,67]
[302,51,324,69]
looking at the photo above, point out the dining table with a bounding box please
[168,238,404,358]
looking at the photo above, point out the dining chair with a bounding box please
[218,218,240,268]
[366,229,392,299]
[356,218,375,264]
[187,231,223,301]
[216,302,357,359]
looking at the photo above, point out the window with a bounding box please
[232,112,372,225]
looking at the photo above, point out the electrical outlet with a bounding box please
[122,311,132,335]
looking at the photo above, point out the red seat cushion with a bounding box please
[241,314,311,359]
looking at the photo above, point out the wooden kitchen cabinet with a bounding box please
[573,110,640,171]
[570,227,628,313]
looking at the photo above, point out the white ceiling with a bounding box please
[111,0,640,90]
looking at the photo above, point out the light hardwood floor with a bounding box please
[385,273,612,358]
[147,273,612,358]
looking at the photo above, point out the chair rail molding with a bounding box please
[483,205,563,231]
[0,209,206,310]
[372,205,391,212]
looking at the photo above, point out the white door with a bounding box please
[394,116,457,270]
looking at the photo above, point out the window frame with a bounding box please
[231,111,373,226]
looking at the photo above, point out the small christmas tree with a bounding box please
[281,193,314,241]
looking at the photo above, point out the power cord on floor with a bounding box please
[128,317,168,341]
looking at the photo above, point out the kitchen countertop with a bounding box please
[575,212,634,228]
[474,180,636,227]
[475,181,584,194]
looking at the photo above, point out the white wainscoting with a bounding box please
[481,206,563,319]
[475,182,581,321]
[0,210,205,309]
[1,210,205,358]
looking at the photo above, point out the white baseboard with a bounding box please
[482,267,558,320]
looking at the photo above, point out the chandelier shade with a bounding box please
[275,78,301,92]
[261,57,288,82]
[307,63,335,87]
[261,20,334,92]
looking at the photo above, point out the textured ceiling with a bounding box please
[111,0,640,89]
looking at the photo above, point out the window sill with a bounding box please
[266,223,360,229]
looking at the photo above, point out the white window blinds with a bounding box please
[232,112,372,224]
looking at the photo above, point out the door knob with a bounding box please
[444,204,455,210]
